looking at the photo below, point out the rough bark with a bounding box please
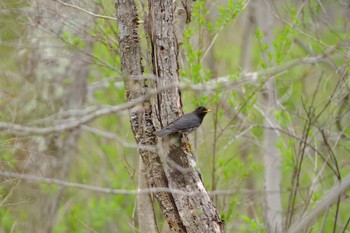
[255,0,283,232]
[117,0,224,231]
[137,158,157,233]
[9,1,93,232]
[148,0,225,232]
[116,0,185,232]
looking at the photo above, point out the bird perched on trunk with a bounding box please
[154,106,211,137]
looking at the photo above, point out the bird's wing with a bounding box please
[172,113,200,130]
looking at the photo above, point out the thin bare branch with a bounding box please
[54,0,118,21]
[0,171,279,196]
[82,125,156,152]
[288,175,350,233]
[0,49,339,136]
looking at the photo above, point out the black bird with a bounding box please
[154,106,211,137]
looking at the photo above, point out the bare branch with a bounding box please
[288,175,350,233]
[81,125,156,152]
[0,49,339,137]
[0,171,276,196]
[0,83,177,136]
[54,0,118,21]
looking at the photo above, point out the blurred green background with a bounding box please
[1,0,350,232]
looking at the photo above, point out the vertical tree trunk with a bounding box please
[255,0,283,232]
[137,159,157,233]
[115,1,158,231]
[239,1,257,218]
[240,2,255,72]
[116,0,224,232]
[10,1,93,232]
[147,0,225,232]
[116,0,185,232]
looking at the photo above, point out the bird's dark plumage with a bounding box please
[154,106,211,137]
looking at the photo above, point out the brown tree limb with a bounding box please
[147,0,225,232]
[116,0,185,231]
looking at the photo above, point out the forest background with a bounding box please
[1,0,350,232]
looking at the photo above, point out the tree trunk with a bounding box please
[238,1,257,218]
[9,1,93,232]
[116,0,225,232]
[255,0,283,232]
[137,158,157,233]
[116,0,185,231]
[240,2,255,72]
[147,0,225,232]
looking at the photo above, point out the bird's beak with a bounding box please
[205,109,211,112]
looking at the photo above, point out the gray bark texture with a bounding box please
[148,0,225,232]
[116,0,185,232]
[137,158,157,233]
[116,1,158,233]
[116,0,225,232]
[9,1,93,232]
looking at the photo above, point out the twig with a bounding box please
[288,175,350,233]
[82,125,156,152]
[54,0,117,21]
[0,50,338,136]
[0,170,280,196]
[0,170,198,196]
